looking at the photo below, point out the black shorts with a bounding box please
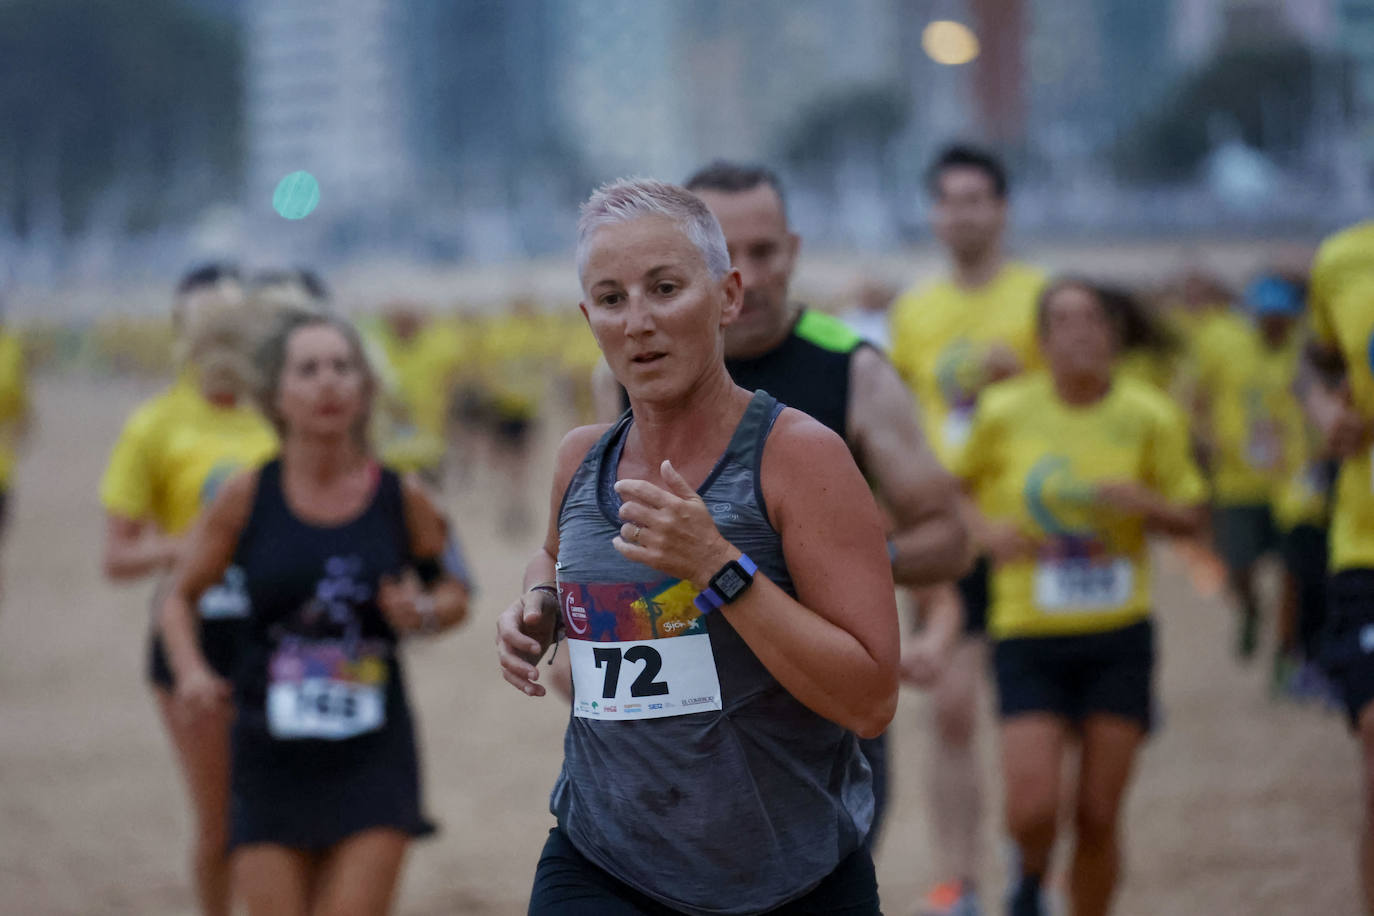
[1318,569,1374,729]
[528,828,879,915]
[1212,504,1279,574]
[994,619,1155,732]
[1280,524,1329,659]
[145,585,243,690]
[956,555,991,636]
[147,621,242,691]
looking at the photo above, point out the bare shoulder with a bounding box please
[552,423,614,491]
[399,472,444,522]
[204,467,261,532]
[557,423,613,468]
[764,407,855,477]
[849,344,909,403]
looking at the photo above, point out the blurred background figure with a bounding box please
[1185,272,1301,663]
[367,301,465,488]
[955,277,1206,916]
[247,268,331,315]
[0,289,31,603]
[480,298,548,537]
[99,263,277,916]
[889,144,1046,916]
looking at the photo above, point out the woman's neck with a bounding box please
[1053,368,1111,406]
[281,434,366,484]
[627,363,749,477]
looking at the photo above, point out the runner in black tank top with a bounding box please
[160,312,470,915]
[228,458,433,850]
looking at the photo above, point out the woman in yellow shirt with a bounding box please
[99,265,278,916]
[955,278,1207,916]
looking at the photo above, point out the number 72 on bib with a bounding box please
[569,635,722,721]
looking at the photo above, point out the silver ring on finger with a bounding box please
[627,523,641,544]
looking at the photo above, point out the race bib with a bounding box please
[943,407,975,450]
[266,638,388,740]
[1034,557,1134,612]
[561,578,722,721]
[198,565,250,620]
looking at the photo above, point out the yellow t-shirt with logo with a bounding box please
[889,262,1046,467]
[954,372,1207,639]
[1193,315,1301,505]
[369,321,467,473]
[100,379,278,534]
[0,332,29,488]
[1309,221,1374,571]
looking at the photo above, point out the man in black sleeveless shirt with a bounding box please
[592,163,970,848]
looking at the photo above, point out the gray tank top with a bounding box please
[552,390,873,915]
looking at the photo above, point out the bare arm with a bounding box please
[614,411,900,738]
[900,581,962,687]
[103,515,181,581]
[1304,340,1372,458]
[158,471,256,711]
[847,346,971,585]
[377,476,471,635]
[496,424,608,697]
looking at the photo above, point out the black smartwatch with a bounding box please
[694,554,758,614]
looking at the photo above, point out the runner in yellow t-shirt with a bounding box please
[0,309,31,573]
[482,300,548,536]
[367,303,466,485]
[1188,282,1300,660]
[955,278,1206,916]
[99,265,278,916]
[888,145,1044,914]
[1231,274,1335,699]
[1303,222,1374,914]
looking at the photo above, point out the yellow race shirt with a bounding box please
[481,312,549,419]
[1196,316,1301,505]
[0,331,29,488]
[1309,222,1374,571]
[955,372,1207,639]
[100,379,278,534]
[889,262,1046,466]
[1273,392,1330,531]
[368,321,467,473]
[1116,347,1178,395]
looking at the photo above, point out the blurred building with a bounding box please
[1332,0,1374,171]
[243,0,415,219]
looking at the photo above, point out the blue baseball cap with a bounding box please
[1245,275,1303,317]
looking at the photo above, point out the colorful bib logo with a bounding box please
[559,578,702,642]
[564,590,589,636]
[1024,455,1097,537]
[935,338,987,409]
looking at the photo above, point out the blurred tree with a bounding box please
[779,84,908,170]
[1113,41,1352,183]
[777,84,910,245]
[0,0,241,237]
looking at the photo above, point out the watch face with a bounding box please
[715,563,748,600]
